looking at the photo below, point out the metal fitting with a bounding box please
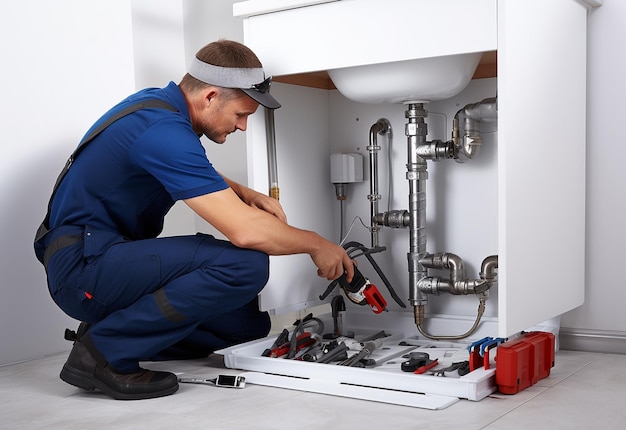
[373,210,410,228]
[416,140,456,160]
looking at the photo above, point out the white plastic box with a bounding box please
[218,315,497,410]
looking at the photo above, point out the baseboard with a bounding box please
[559,327,626,354]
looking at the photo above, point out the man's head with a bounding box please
[180,40,280,143]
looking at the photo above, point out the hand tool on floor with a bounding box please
[178,374,246,388]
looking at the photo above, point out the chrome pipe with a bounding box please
[405,103,429,309]
[265,108,280,200]
[417,254,498,296]
[367,118,392,248]
[452,97,497,161]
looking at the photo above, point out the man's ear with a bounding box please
[204,88,219,107]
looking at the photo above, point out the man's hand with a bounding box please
[310,242,355,283]
[246,192,287,223]
[220,174,287,223]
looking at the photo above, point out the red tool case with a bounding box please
[495,331,556,394]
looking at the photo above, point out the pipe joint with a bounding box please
[416,140,456,160]
[406,170,428,181]
[419,252,466,282]
[417,276,442,295]
[405,105,428,119]
[479,255,499,283]
[405,122,427,137]
[374,210,410,228]
[452,97,497,161]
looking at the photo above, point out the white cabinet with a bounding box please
[235,0,594,338]
[220,0,598,408]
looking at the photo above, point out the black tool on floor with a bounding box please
[178,375,246,388]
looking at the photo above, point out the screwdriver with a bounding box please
[414,358,439,374]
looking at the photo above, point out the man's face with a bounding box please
[199,91,259,144]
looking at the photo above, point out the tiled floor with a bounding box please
[0,347,625,429]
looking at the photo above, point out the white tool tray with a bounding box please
[217,316,497,410]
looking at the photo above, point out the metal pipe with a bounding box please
[452,97,497,161]
[367,118,392,248]
[265,108,280,200]
[420,252,465,283]
[480,254,498,282]
[418,254,498,296]
[405,103,429,319]
[415,255,497,340]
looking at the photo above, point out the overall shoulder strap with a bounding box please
[35,99,178,242]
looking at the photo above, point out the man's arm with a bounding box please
[220,174,287,223]
[184,188,354,282]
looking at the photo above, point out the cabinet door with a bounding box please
[496,0,587,336]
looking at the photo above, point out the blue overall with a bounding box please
[38,82,271,372]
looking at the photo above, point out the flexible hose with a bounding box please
[416,296,487,341]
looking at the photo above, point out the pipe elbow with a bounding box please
[480,255,499,281]
[370,118,391,137]
[462,132,482,159]
[443,253,465,282]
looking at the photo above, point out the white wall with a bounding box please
[0,0,136,365]
[131,0,194,238]
[181,0,251,236]
[0,0,623,366]
[560,1,626,348]
[0,0,252,366]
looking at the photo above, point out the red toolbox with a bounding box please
[495,331,555,394]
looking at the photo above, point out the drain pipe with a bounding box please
[404,103,430,326]
[416,255,498,340]
[452,97,497,161]
[369,99,498,338]
[418,254,498,296]
[367,118,392,249]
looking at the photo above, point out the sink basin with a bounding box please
[327,53,482,104]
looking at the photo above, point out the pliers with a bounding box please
[269,332,317,358]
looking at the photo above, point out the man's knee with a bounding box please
[228,247,269,293]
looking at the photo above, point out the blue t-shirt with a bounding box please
[49,82,229,241]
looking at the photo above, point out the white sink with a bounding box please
[327,53,482,104]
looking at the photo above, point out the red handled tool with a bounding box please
[363,283,387,314]
[337,265,388,314]
[269,332,316,358]
[414,358,439,374]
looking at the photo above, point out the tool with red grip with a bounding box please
[362,283,387,314]
[337,265,388,314]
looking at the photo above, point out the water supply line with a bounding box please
[265,108,280,200]
[367,118,392,249]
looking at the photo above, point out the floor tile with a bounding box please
[0,350,624,430]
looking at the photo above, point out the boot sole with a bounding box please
[60,364,179,400]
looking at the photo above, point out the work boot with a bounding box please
[60,334,179,400]
[64,322,91,342]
